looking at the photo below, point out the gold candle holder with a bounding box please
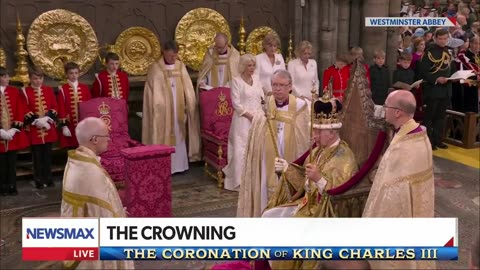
[238,16,246,55]
[0,47,6,68]
[286,31,293,63]
[11,13,29,85]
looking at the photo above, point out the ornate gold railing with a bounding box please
[444,110,479,149]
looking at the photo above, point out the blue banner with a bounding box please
[100,246,458,260]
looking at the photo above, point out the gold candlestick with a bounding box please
[11,13,29,85]
[238,16,246,55]
[98,43,116,66]
[286,31,293,63]
[0,47,6,68]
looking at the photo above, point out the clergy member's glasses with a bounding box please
[382,104,403,111]
[90,135,110,141]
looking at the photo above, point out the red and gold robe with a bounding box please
[91,70,129,101]
[57,82,92,148]
[0,86,29,152]
[22,85,58,145]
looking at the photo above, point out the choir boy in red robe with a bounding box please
[0,67,29,195]
[23,68,58,189]
[58,62,92,148]
[91,52,130,101]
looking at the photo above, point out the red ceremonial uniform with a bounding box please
[456,50,479,74]
[57,82,92,148]
[322,65,350,99]
[91,70,129,100]
[23,86,58,145]
[0,86,29,152]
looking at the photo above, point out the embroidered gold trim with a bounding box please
[385,167,433,187]
[63,190,118,217]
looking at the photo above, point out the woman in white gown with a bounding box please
[287,40,319,102]
[255,33,286,95]
[223,54,265,191]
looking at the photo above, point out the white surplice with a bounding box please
[254,52,286,94]
[223,75,264,191]
[165,63,189,174]
[288,58,319,99]
[201,53,230,88]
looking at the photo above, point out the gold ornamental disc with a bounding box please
[26,9,98,80]
[175,8,231,71]
[246,26,281,55]
[114,27,161,76]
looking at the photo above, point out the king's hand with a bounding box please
[305,163,321,183]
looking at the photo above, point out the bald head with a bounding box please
[214,32,229,54]
[76,117,108,145]
[388,90,417,115]
[75,117,110,155]
[215,32,228,44]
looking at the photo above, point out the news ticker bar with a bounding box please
[23,218,457,247]
[22,247,458,261]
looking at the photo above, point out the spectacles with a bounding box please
[382,104,403,111]
[89,134,110,141]
[272,83,290,88]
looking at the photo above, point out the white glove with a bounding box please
[0,129,12,140]
[39,116,54,124]
[42,122,51,130]
[33,117,53,130]
[43,116,54,124]
[274,158,289,173]
[32,119,42,128]
[62,126,72,137]
[315,178,328,194]
[7,128,19,138]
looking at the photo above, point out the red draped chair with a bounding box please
[78,98,141,184]
[199,87,234,188]
[78,97,174,217]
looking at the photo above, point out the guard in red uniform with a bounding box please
[0,67,29,195]
[91,52,130,101]
[23,68,58,189]
[58,62,92,148]
[322,54,350,101]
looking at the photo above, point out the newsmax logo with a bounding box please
[22,218,99,248]
[26,227,95,240]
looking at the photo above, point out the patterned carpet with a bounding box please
[0,163,237,269]
[0,158,478,270]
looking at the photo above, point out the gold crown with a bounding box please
[218,91,226,102]
[312,97,343,128]
[98,102,110,115]
[313,111,341,125]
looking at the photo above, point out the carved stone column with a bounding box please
[361,0,389,63]
[294,0,305,45]
[309,0,320,60]
[318,0,338,87]
[337,0,350,54]
[386,0,402,68]
[349,0,362,48]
